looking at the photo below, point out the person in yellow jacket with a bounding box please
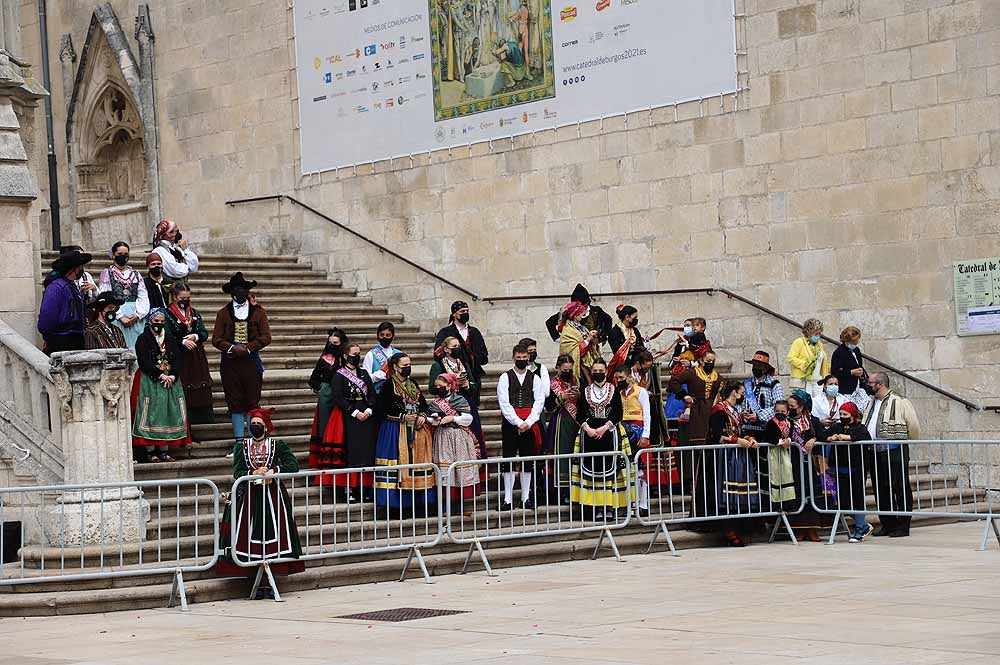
[786,318,830,400]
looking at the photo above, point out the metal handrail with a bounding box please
[226,194,480,301]
[221,198,980,411]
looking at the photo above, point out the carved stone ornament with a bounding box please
[98,368,127,418]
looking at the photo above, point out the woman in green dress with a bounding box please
[218,408,303,596]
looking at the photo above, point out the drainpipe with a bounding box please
[37,0,61,249]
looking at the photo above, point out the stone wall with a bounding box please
[19,1,1000,437]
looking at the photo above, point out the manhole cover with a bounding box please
[337,607,468,622]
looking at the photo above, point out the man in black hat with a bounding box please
[741,350,785,441]
[211,272,272,448]
[38,248,92,355]
[49,245,99,304]
[544,283,613,344]
[85,292,127,350]
[434,300,488,405]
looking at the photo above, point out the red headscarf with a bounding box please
[153,219,178,243]
[838,401,861,422]
[247,407,276,433]
[438,372,461,394]
[145,252,162,266]
[557,301,588,332]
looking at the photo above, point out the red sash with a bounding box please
[514,407,543,453]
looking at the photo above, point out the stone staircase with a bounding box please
[3,252,987,616]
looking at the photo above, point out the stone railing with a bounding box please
[0,319,63,487]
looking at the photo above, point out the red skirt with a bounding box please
[307,405,372,487]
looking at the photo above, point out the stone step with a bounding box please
[205,353,437,370]
[40,252,305,265]
[196,294,374,306]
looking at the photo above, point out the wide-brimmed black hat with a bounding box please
[51,247,92,273]
[87,291,126,310]
[745,350,776,374]
[221,272,257,294]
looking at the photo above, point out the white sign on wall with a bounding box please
[293,0,737,174]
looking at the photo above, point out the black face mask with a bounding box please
[114,254,129,267]
[457,312,470,324]
[788,407,798,417]
[514,359,529,370]
[449,347,461,358]
[752,367,765,379]
[232,293,248,305]
[703,362,715,371]
[379,337,393,348]
[862,383,876,396]
[631,318,639,327]
[528,351,537,363]
[399,366,412,378]
[736,396,745,405]
[346,354,361,367]
[150,323,164,334]
[177,299,190,309]
[559,371,573,382]
[327,342,342,355]
[591,373,607,384]
[431,386,449,397]
[840,417,852,426]
[775,413,788,421]
[249,423,266,439]
[149,267,162,277]
[103,311,117,323]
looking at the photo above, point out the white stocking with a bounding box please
[503,472,515,504]
[520,471,532,503]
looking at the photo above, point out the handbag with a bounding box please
[879,399,910,441]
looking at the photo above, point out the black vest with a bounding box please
[506,369,536,408]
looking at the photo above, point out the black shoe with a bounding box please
[347,491,360,504]
[501,500,514,510]
[888,530,910,538]
[637,507,649,518]
[522,498,535,510]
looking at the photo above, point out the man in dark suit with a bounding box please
[434,300,488,406]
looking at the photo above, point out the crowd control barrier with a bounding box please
[635,443,808,554]
[227,464,444,599]
[808,439,1000,548]
[445,452,634,575]
[0,478,219,610]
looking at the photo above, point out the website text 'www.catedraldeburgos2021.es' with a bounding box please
[562,47,648,74]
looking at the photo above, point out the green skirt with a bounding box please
[131,371,191,446]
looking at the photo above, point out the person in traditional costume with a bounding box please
[97,242,149,349]
[763,400,797,518]
[824,401,874,543]
[38,248,91,355]
[85,292,127,350]
[429,335,487,464]
[166,284,214,426]
[434,301,488,405]
[571,359,636,520]
[428,372,482,512]
[151,219,199,284]
[771,389,828,542]
[692,380,759,547]
[497,344,546,509]
[669,317,713,374]
[131,308,191,463]
[520,337,550,397]
[740,351,783,512]
[558,301,601,383]
[608,304,645,375]
[48,245,99,305]
[545,283,612,346]
[668,350,722,489]
[212,272,272,449]
[786,318,830,400]
[546,355,581,505]
[307,327,349,488]
[144,253,173,310]
[363,321,400,394]
[631,351,677,492]
[374,353,436,515]
[328,343,378,501]
[218,408,303,597]
[614,366,650,517]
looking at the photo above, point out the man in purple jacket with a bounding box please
[37,248,92,355]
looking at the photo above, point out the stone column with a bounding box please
[45,349,148,545]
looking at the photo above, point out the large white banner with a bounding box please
[294,0,736,174]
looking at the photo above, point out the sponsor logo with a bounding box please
[435,126,446,143]
[353,48,362,58]
[412,52,425,60]
[326,54,343,64]
[356,105,369,113]
[364,44,377,56]
[560,6,577,21]
[349,0,356,10]
[398,75,412,84]
[352,87,367,93]
[374,101,382,109]
[346,69,357,76]
[374,61,382,70]
[319,7,330,16]
[336,72,344,80]
[412,35,425,43]
[588,31,604,43]
[561,39,579,48]
[380,41,396,50]
[313,95,327,102]
[400,35,407,49]
[384,79,394,86]
[613,22,632,36]
[522,112,529,123]
[415,72,427,80]
[313,57,322,70]
[596,0,610,10]
[414,92,428,99]
[386,59,394,68]
[324,72,332,83]
[360,0,368,8]
[372,81,379,92]
[397,95,407,106]
[386,98,395,107]
[332,91,347,97]
[398,57,410,64]
[622,0,639,5]
[480,121,493,130]
[562,75,585,85]
[544,108,557,119]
